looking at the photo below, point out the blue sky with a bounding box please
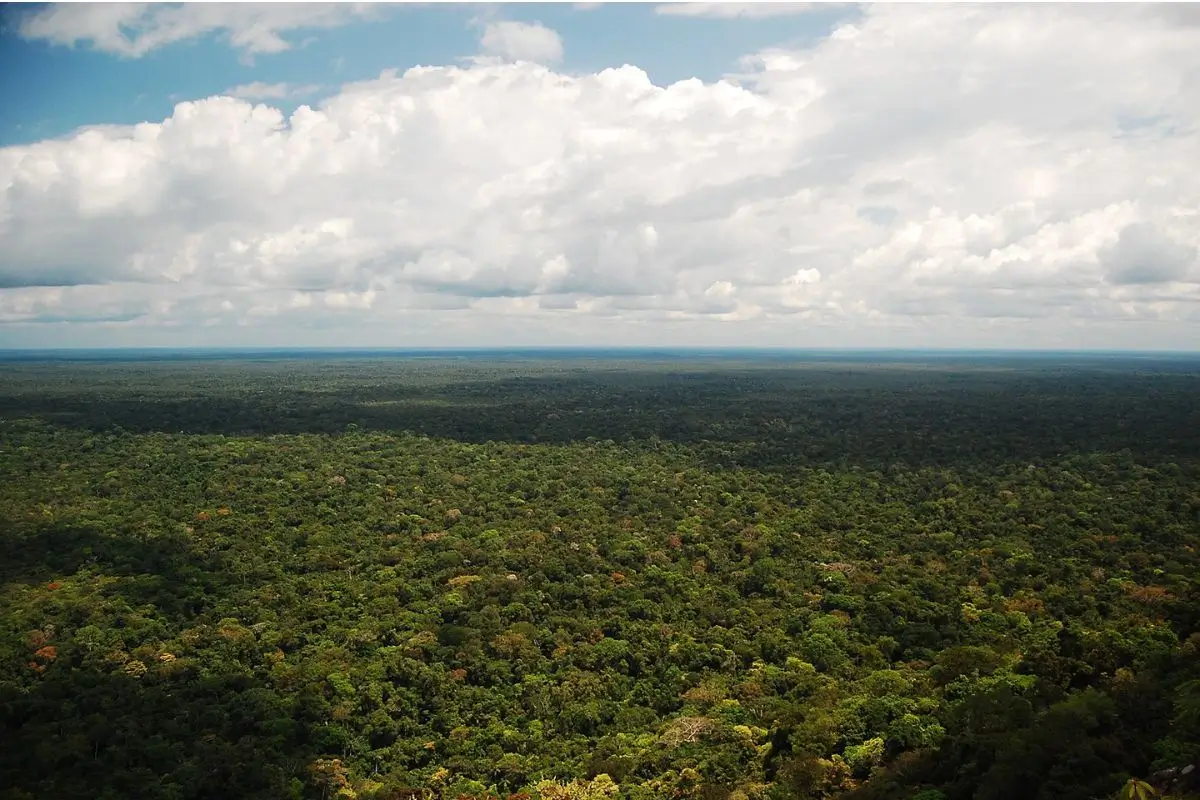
[0,3,1197,349]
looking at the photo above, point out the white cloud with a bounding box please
[2,4,1200,347]
[225,82,324,101]
[656,3,854,19]
[17,2,378,58]
[478,20,564,64]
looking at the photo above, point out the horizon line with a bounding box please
[1,345,1198,355]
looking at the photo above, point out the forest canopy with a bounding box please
[1,352,1198,800]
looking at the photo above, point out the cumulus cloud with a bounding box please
[1100,223,1197,286]
[16,2,378,58]
[2,4,1199,346]
[478,20,564,64]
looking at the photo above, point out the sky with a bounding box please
[0,2,1198,350]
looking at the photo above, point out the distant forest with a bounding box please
[2,354,1198,800]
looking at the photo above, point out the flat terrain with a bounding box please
[1,351,1198,800]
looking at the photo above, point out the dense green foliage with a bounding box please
[2,353,1198,800]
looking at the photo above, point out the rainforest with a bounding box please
[1,350,1198,800]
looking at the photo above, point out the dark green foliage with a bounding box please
[1,353,1198,799]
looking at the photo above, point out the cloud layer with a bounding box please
[3,4,1199,346]
[224,82,324,101]
[656,3,855,20]
[17,2,377,58]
